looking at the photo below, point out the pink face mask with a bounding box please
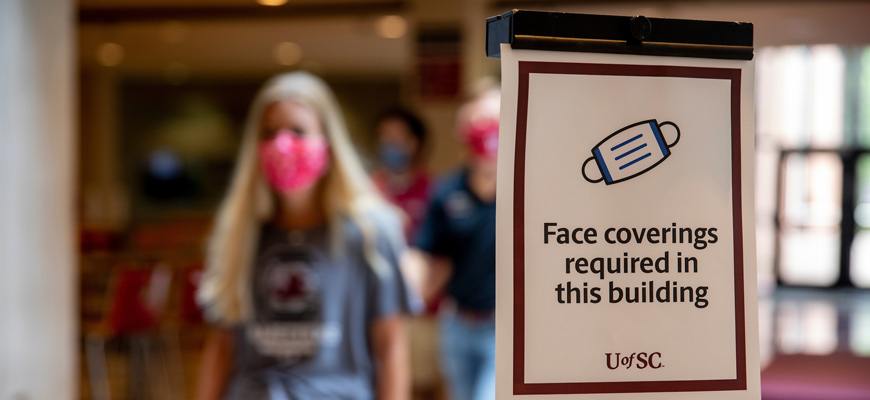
[259,130,330,194]
[462,118,499,159]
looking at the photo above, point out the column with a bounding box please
[0,0,76,398]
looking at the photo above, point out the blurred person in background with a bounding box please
[415,84,500,400]
[371,108,431,242]
[195,71,418,400]
[371,109,445,399]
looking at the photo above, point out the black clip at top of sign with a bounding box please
[486,10,753,60]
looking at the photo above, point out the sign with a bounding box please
[494,45,760,399]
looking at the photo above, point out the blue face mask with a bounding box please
[378,142,412,172]
[582,120,680,185]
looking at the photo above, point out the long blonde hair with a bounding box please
[197,71,402,324]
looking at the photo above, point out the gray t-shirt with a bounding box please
[223,215,416,400]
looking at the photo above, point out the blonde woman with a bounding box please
[196,72,417,400]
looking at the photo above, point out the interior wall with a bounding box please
[76,0,870,230]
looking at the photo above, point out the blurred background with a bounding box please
[2,0,870,399]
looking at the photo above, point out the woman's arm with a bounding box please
[371,315,411,400]
[195,328,235,400]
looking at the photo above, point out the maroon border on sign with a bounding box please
[512,61,746,395]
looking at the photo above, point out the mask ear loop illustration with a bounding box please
[582,156,604,183]
[658,121,680,148]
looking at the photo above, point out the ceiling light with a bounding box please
[96,42,124,67]
[376,15,407,39]
[257,0,288,6]
[274,42,303,66]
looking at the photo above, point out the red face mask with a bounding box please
[259,130,330,194]
[462,118,499,159]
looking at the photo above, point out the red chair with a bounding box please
[180,263,204,324]
[85,262,184,400]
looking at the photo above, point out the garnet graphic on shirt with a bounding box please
[261,256,320,318]
[248,245,335,365]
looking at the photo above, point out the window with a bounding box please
[757,45,870,288]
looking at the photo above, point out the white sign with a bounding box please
[495,45,760,399]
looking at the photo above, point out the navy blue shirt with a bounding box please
[415,169,496,311]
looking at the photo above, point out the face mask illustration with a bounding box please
[582,120,680,185]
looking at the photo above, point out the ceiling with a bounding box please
[79,16,411,78]
[78,1,414,79]
[78,0,391,9]
[78,0,870,80]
